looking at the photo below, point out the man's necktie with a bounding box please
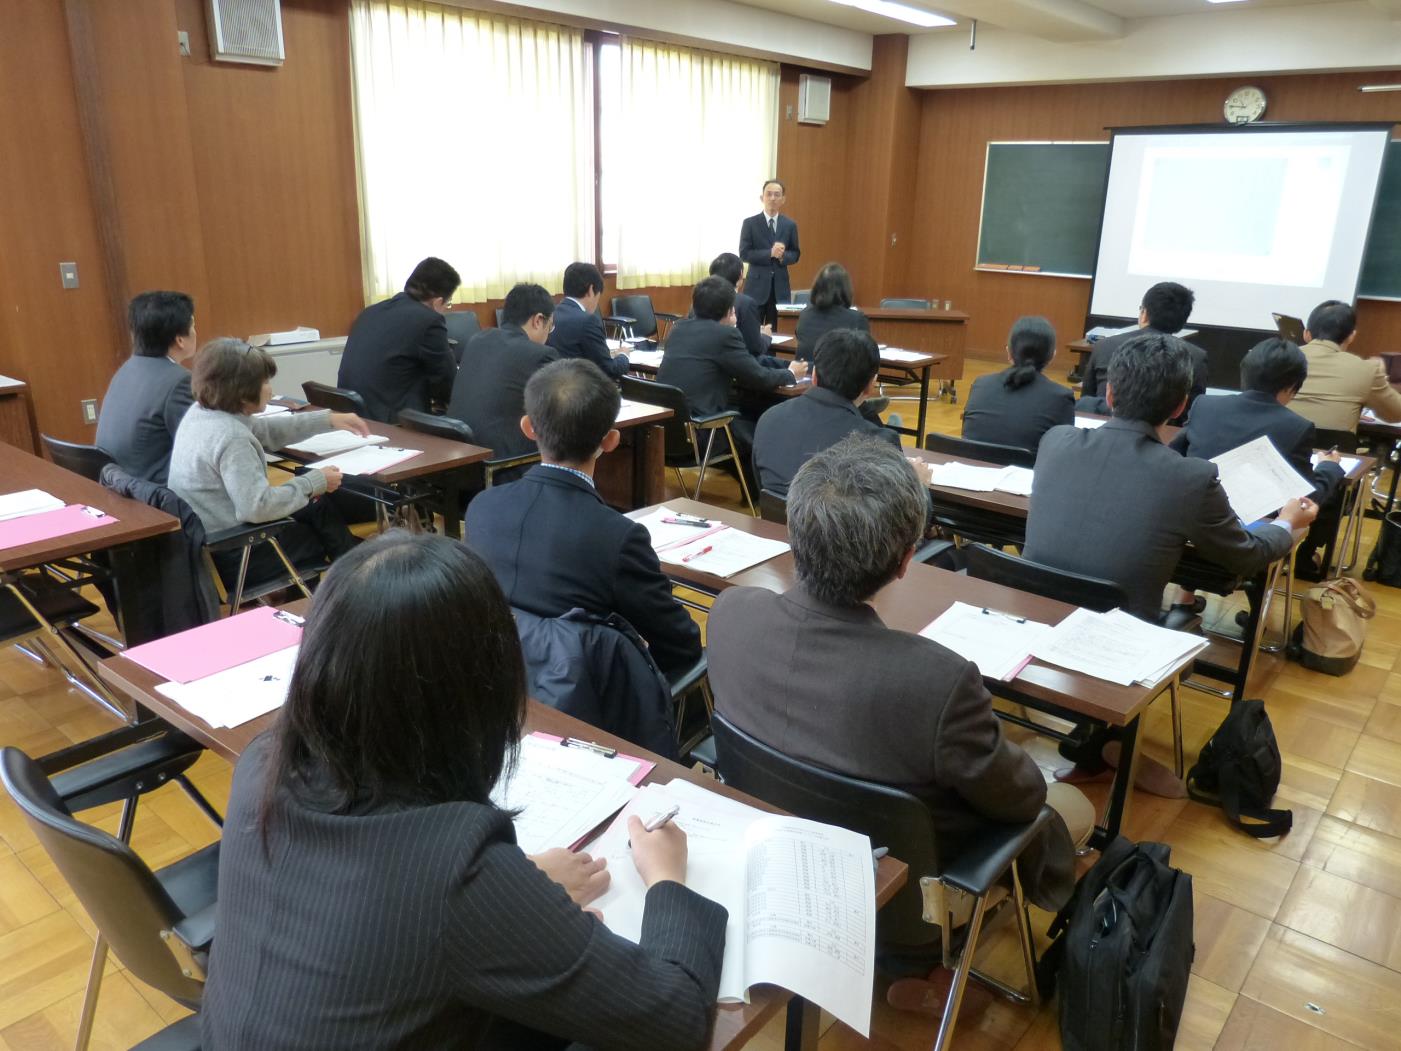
[768,216,776,236]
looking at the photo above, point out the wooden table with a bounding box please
[1066,338,1093,385]
[0,375,39,454]
[633,498,1195,846]
[596,399,672,511]
[1359,403,1401,518]
[96,627,908,1051]
[277,419,492,539]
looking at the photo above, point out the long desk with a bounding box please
[776,306,968,400]
[96,625,907,1051]
[596,399,672,510]
[0,375,39,454]
[635,498,1198,847]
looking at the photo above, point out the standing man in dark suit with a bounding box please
[338,257,459,422]
[447,282,558,466]
[1171,337,1345,579]
[1078,281,1207,425]
[547,262,630,380]
[753,329,896,498]
[96,290,197,484]
[707,252,778,366]
[465,359,701,677]
[739,179,800,328]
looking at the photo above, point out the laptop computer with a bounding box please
[1272,313,1306,344]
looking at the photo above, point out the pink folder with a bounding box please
[123,606,305,683]
[0,505,118,552]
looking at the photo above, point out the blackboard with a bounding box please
[975,139,1401,300]
[975,142,1109,278]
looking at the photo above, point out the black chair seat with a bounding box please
[129,1014,202,1051]
[0,578,100,642]
[155,843,221,922]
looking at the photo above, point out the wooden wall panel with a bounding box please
[0,1,120,442]
[907,71,1401,361]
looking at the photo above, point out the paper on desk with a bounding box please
[996,466,1035,496]
[156,645,298,728]
[492,734,645,854]
[919,601,1052,681]
[616,399,662,425]
[1031,607,1207,687]
[253,403,291,418]
[657,529,790,577]
[633,507,729,551]
[0,489,65,522]
[627,349,665,369]
[1074,416,1107,429]
[768,333,793,346]
[1311,452,1362,474]
[124,605,304,683]
[307,445,421,475]
[0,504,118,551]
[927,462,1033,495]
[1210,435,1314,525]
[879,348,928,364]
[284,431,388,457]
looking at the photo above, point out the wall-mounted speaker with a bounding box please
[797,74,831,125]
[206,0,285,67]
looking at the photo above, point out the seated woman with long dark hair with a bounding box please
[794,262,868,363]
[960,315,1075,451]
[201,531,726,1050]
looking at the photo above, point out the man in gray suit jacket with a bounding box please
[708,435,1085,929]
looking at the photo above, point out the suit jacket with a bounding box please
[706,584,1073,910]
[753,385,899,498]
[1025,418,1294,621]
[1291,339,1401,433]
[961,369,1075,452]
[201,733,726,1051]
[1078,327,1208,423]
[465,466,701,675]
[794,305,869,363]
[446,326,558,460]
[738,212,800,306]
[733,290,775,361]
[657,318,795,419]
[95,355,194,484]
[547,297,630,379]
[1170,390,1346,507]
[338,292,457,423]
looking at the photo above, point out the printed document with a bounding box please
[1210,435,1314,524]
[656,529,790,577]
[155,645,298,728]
[285,431,389,457]
[627,350,665,369]
[1311,452,1361,474]
[879,348,928,364]
[927,462,1034,496]
[920,601,1052,681]
[0,489,65,522]
[306,445,421,475]
[1031,607,1208,687]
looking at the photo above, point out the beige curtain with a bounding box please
[610,39,779,289]
[349,1,592,303]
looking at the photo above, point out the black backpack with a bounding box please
[1047,837,1195,1051]
[1364,510,1401,589]
[1186,699,1293,838]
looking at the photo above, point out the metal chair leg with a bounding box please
[695,429,719,498]
[4,584,131,720]
[175,774,224,829]
[73,933,108,1051]
[1170,679,1184,780]
[266,539,314,600]
[1010,859,1041,1007]
[230,547,253,614]
[721,422,757,516]
[934,891,989,1051]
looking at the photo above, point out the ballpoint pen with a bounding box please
[681,545,713,563]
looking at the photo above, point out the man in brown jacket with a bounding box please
[1292,300,1401,434]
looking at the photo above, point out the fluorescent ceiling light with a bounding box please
[828,0,956,28]
[1205,1,1248,5]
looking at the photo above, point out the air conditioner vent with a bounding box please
[207,0,285,67]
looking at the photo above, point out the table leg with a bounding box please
[784,995,819,1051]
[107,540,165,647]
[916,366,931,442]
[1090,717,1140,849]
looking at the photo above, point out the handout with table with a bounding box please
[1209,435,1315,525]
[0,488,119,551]
[924,462,1035,496]
[634,506,790,577]
[283,431,423,475]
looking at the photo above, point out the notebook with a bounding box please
[284,431,389,457]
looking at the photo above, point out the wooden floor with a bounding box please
[2,359,1400,1050]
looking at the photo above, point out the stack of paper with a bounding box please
[1311,451,1361,474]
[0,489,65,522]
[927,462,1034,496]
[656,529,790,577]
[627,349,665,369]
[919,601,1052,680]
[1210,435,1314,524]
[156,646,298,728]
[879,348,928,364]
[1031,608,1209,687]
[285,431,389,457]
[307,445,421,475]
[768,333,794,346]
[492,733,652,853]
[1073,416,1107,430]
[633,507,728,550]
[253,403,291,418]
[586,780,877,1037]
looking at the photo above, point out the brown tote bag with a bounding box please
[1294,577,1376,676]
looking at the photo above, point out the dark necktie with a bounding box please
[768,216,776,236]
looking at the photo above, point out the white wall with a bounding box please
[451,0,874,72]
[906,1,1401,87]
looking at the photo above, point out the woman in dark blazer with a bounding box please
[201,531,726,1051]
[961,315,1075,451]
[794,262,869,363]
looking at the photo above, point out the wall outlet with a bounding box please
[59,262,79,289]
[81,399,97,424]
[178,30,190,57]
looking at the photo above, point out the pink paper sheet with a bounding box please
[123,606,305,683]
[0,504,118,552]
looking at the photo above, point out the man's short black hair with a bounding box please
[810,263,854,311]
[1240,338,1308,396]
[692,276,736,322]
[500,283,555,328]
[562,262,605,299]
[523,359,620,463]
[404,257,460,303]
[708,252,743,288]
[1307,300,1357,344]
[814,329,880,402]
[1141,282,1195,334]
[762,179,786,194]
[128,291,194,358]
[1107,332,1193,425]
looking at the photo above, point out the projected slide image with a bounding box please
[1127,144,1350,288]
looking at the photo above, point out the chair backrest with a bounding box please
[302,381,367,416]
[923,431,1036,469]
[880,297,932,310]
[0,748,207,1006]
[398,407,476,445]
[43,434,114,482]
[444,311,481,363]
[494,308,505,327]
[790,289,810,306]
[611,295,659,340]
[963,544,1127,612]
[620,376,695,461]
[758,489,788,525]
[711,713,940,945]
[1314,427,1359,454]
